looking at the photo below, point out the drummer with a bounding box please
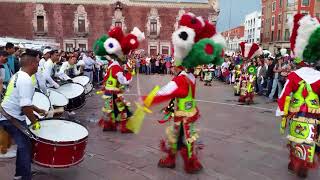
[0,49,47,180]
[43,50,60,89]
[57,55,83,81]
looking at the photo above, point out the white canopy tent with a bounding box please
[0,37,59,51]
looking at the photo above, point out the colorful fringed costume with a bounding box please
[93,26,145,133]
[129,13,226,173]
[238,66,256,104]
[277,14,320,178]
[203,64,214,86]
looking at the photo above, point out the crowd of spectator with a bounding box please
[209,52,297,103]
[133,54,173,75]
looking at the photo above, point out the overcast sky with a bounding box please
[217,0,261,32]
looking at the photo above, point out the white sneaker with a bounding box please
[69,111,76,115]
[0,145,17,159]
[13,176,22,180]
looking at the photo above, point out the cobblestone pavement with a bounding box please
[0,74,319,180]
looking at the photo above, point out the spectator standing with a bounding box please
[150,56,156,74]
[256,58,267,95]
[165,59,171,74]
[267,57,284,102]
[145,57,151,75]
[265,58,275,96]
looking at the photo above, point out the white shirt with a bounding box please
[43,59,59,87]
[221,62,229,69]
[82,54,96,70]
[39,58,46,72]
[1,71,35,121]
[58,61,81,80]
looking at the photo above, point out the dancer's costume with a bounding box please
[233,65,242,95]
[203,64,214,86]
[277,14,320,178]
[128,13,226,173]
[93,26,145,133]
[237,66,256,104]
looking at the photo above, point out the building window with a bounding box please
[272,16,275,26]
[78,17,85,33]
[150,46,157,56]
[277,30,281,41]
[78,44,86,51]
[316,13,320,18]
[161,46,169,55]
[284,29,290,41]
[272,1,276,12]
[271,31,274,41]
[150,20,157,35]
[115,22,122,28]
[66,43,74,52]
[279,0,283,7]
[37,16,44,32]
[302,0,310,6]
[287,0,295,6]
[74,5,89,36]
[278,14,282,24]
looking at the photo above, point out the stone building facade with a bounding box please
[0,0,219,56]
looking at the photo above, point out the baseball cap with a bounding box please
[43,49,51,55]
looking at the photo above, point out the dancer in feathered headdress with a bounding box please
[94,26,145,133]
[127,13,225,173]
[277,14,320,178]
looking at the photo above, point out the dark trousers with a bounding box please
[0,120,31,180]
[266,78,273,97]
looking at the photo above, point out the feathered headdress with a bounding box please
[239,42,262,59]
[93,27,145,61]
[172,13,226,68]
[288,13,320,64]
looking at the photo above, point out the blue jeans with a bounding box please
[268,78,283,99]
[145,65,151,75]
[0,120,31,180]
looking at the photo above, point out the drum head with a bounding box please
[72,76,90,86]
[30,119,88,142]
[33,92,51,112]
[47,89,69,107]
[27,92,51,125]
[55,83,84,99]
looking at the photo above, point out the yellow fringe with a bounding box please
[175,108,198,117]
[291,117,320,124]
[287,135,315,145]
[289,106,300,113]
[308,108,320,114]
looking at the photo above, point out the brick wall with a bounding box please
[0,2,214,53]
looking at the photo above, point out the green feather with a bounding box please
[93,34,109,56]
[182,38,223,68]
[303,27,320,63]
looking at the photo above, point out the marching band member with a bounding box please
[0,49,47,180]
[128,13,225,173]
[93,26,145,133]
[43,50,60,89]
[277,14,320,178]
[57,55,83,81]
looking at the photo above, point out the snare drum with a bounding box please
[30,119,88,168]
[55,83,85,111]
[47,89,69,107]
[72,76,93,95]
[26,92,51,125]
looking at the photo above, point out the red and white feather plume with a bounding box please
[239,42,262,59]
